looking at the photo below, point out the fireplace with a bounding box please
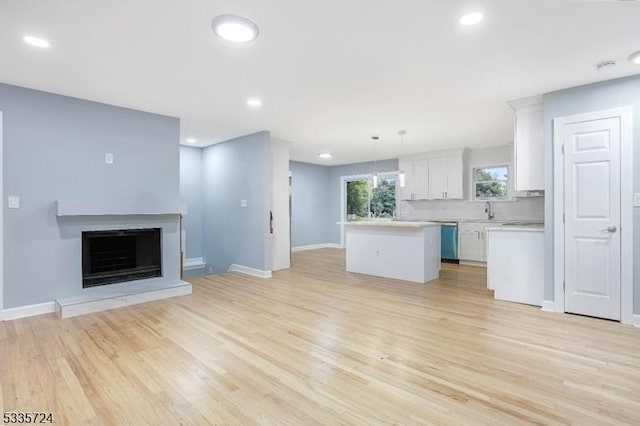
[82,228,162,288]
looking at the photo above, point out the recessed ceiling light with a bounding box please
[247,98,262,107]
[319,152,333,159]
[459,12,484,26]
[629,51,640,65]
[23,35,50,48]
[187,138,196,144]
[211,14,259,43]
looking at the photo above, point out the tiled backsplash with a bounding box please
[398,196,544,222]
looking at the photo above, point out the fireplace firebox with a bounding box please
[82,228,162,288]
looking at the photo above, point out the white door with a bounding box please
[562,116,621,320]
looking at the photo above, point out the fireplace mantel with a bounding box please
[56,200,187,217]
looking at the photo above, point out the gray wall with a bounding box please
[543,74,640,312]
[0,83,181,309]
[202,131,272,272]
[328,159,399,244]
[180,146,203,259]
[290,161,331,247]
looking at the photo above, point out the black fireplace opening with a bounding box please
[82,228,162,288]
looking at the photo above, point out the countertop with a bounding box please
[344,221,440,228]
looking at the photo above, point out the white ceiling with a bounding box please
[1,0,639,165]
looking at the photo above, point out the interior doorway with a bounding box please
[553,106,633,323]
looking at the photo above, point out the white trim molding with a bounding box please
[633,315,640,328]
[540,300,557,313]
[291,243,343,252]
[183,257,206,270]
[3,301,56,321]
[553,106,634,324]
[228,264,272,278]
[0,111,3,320]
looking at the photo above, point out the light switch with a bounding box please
[240,199,248,208]
[105,153,114,164]
[635,193,640,207]
[8,196,20,209]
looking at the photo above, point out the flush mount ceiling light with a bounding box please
[23,35,50,48]
[247,98,262,107]
[459,12,484,26]
[187,138,196,144]
[629,51,640,65]
[319,152,333,159]
[211,14,259,43]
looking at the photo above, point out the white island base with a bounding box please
[345,222,441,283]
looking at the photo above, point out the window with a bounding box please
[346,175,396,221]
[474,165,508,199]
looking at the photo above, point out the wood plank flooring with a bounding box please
[2,248,640,425]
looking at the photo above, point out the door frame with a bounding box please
[553,106,633,324]
[339,172,398,247]
[0,111,4,320]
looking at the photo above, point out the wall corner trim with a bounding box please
[540,300,556,312]
[3,301,56,321]
[228,264,272,278]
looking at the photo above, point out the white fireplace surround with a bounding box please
[3,201,191,320]
[56,199,187,216]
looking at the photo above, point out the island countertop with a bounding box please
[343,221,440,228]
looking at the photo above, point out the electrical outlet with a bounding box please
[105,153,114,164]
[635,193,640,207]
[240,199,248,208]
[8,196,20,209]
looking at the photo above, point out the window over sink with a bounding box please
[473,165,508,200]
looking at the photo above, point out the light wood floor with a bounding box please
[2,249,640,425]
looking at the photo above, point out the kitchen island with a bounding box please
[345,221,441,283]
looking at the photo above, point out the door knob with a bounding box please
[600,226,617,233]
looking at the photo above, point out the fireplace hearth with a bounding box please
[82,228,162,288]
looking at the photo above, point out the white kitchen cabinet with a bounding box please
[429,156,465,200]
[398,159,429,200]
[486,225,544,306]
[413,159,429,200]
[458,222,487,262]
[510,96,544,191]
[399,159,414,201]
[399,149,466,201]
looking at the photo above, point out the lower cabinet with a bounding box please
[458,222,486,262]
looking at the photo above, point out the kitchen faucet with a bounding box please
[485,201,494,220]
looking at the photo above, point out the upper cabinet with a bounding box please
[428,155,464,200]
[510,96,544,191]
[399,149,466,201]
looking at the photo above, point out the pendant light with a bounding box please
[372,135,379,188]
[397,130,406,188]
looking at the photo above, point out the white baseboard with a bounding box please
[183,257,206,270]
[291,243,343,252]
[540,300,556,312]
[228,264,272,278]
[459,260,487,268]
[3,301,56,321]
[632,314,640,328]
